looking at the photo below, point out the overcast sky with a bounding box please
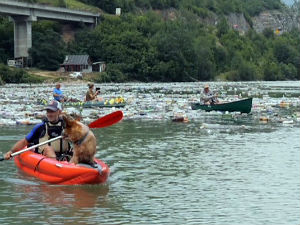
[282,0,296,6]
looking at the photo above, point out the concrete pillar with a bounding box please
[11,16,36,58]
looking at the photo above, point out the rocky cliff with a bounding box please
[227,5,300,34]
[162,5,299,35]
[252,8,300,33]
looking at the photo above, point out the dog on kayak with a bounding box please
[62,114,96,165]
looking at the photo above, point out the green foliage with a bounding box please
[0,17,14,64]
[65,9,299,82]
[273,38,297,64]
[262,28,275,39]
[262,60,283,81]
[279,63,298,80]
[0,64,44,83]
[217,17,230,38]
[242,0,282,16]
[57,0,67,7]
[0,0,298,82]
[23,0,284,17]
[244,12,253,28]
[29,21,66,70]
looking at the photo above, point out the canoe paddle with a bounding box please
[0,111,123,161]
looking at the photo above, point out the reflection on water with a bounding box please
[1,177,110,225]
[15,184,109,209]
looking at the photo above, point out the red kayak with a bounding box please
[14,151,110,185]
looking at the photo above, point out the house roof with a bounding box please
[92,61,105,65]
[62,55,90,65]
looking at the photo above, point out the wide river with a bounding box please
[0,81,299,224]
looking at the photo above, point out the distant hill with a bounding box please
[21,0,284,16]
[19,0,299,34]
[1,0,299,82]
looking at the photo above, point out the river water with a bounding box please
[0,81,299,224]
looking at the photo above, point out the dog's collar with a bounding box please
[74,130,90,146]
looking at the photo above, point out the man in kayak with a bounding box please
[4,101,71,160]
[201,84,219,105]
[53,83,67,102]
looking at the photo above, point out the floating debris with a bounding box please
[0,81,299,129]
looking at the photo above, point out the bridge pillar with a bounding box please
[11,16,36,60]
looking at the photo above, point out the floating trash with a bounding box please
[0,81,299,130]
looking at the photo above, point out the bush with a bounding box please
[236,61,257,81]
[106,64,128,82]
[0,63,44,83]
[279,63,298,80]
[262,28,274,39]
[224,70,240,81]
[92,72,111,83]
[262,61,283,81]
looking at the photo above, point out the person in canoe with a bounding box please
[201,84,219,105]
[4,101,71,161]
[53,83,67,103]
[85,83,103,102]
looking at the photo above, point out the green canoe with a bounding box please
[191,98,253,113]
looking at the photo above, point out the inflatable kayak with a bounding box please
[14,151,110,185]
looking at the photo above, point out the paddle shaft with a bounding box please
[0,136,64,161]
[11,136,63,157]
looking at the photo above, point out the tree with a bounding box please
[0,18,14,64]
[216,17,229,38]
[262,61,283,80]
[273,39,298,64]
[29,23,65,70]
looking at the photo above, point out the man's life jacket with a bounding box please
[32,118,69,154]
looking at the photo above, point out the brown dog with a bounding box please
[62,114,96,165]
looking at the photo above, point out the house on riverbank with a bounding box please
[60,55,106,73]
[60,55,92,73]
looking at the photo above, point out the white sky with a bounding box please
[282,0,296,6]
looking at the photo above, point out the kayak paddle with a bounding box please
[88,110,123,128]
[0,136,63,161]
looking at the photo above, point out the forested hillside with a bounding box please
[0,0,299,83]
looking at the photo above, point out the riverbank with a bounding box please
[27,69,103,82]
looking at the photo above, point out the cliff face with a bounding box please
[226,13,251,34]
[226,6,300,34]
[252,8,300,33]
[164,5,300,35]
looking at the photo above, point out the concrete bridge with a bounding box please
[0,0,99,65]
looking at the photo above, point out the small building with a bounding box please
[116,8,121,16]
[7,57,26,68]
[61,55,92,73]
[92,61,106,72]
